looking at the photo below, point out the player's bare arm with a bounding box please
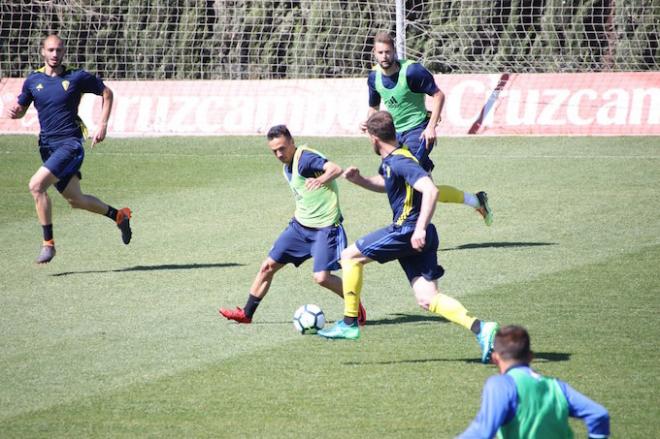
[5,101,28,119]
[343,166,386,193]
[91,86,114,148]
[421,89,445,149]
[305,161,343,190]
[411,176,438,250]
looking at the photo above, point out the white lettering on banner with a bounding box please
[222,97,258,134]
[113,96,141,132]
[537,89,569,125]
[596,89,628,125]
[447,80,486,126]
[504,89,539,125]
[630,88,660,124]
[195,97,224,133]
[253,97,272,134]
[566,89,597,125]
[170,97,199,132]
[135,97,153,132]
[155,96,171,132]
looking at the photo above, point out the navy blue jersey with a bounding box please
[17,66,105,138]
[379,147,429,227]
[284,149,327,180]
[368,62,439,108]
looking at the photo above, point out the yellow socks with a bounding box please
[437,185,465,204]
[341,259,363,318]
[429,294,477,330]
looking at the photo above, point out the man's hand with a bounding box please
[420,124,437,150]
[411,227,427,251]
[343,166,361,182]
[305,177,323,191]
[5,102,27,119]
[90,123,108,148]
[359,120,368,133]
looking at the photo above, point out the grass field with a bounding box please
[0,134,658,438]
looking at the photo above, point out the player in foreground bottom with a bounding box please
[4,34,131,263]
[458,325,610,438]
[318,111,498,363]
[219,125,365,325]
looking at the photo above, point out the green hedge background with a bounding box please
[1,0,658,79]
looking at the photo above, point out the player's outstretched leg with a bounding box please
[116,207,132,244]
[318,319,360,340]
[476,321,500,363]
[35,240,56,264]
[475,191,493,226]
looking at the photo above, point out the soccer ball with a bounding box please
[292,304,325,334]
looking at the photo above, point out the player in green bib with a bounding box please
[362,31,493,226]
[219,125,365,324]
[459,325,610,439]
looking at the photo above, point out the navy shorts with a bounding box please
[397,120,435,172]
[269,218,347,272]
[356,223,444,282]
[39,136,84,193]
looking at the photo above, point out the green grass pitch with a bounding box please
[0,134,658,437]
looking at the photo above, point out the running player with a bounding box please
[5,34,131,263]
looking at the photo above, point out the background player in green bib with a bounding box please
[219,125,365,324]
[360,31,493,226]
[459,325,610,439]
[5,34,132,264]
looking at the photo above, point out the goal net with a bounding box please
[1,0,658,80]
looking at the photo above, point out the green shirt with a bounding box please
[497,368,574,439]
[285,145,341,228]
[374,59,429,132]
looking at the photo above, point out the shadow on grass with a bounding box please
[51,262,243,277]
[252,313,446,326]
[441,242,557,251]
[342,352,570,366]
[364,313,449,326]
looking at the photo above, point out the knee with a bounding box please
[259,259,278,277]
[312,271,330,287]
[414,290,435,310]
[28,178,46,197]
[340,248,352,261]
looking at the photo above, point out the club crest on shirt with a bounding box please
[61,80,70,91]
[36,83,44,91]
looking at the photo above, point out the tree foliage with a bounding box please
[1,0,657,79]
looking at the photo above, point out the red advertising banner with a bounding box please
[1,72,658,137]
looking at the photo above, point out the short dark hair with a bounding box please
[373,31,395,49]
[365,111,396,142]
[266,124,293,141]
[494,325,532,362]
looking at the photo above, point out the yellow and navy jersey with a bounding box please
[17,66,105,139]
[283,149,327,181]
[379,147,429,227]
